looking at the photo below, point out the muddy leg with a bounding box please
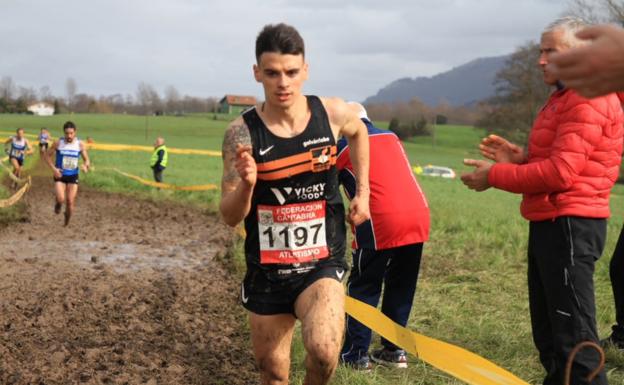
[249,312,296,385]
[64,183,78,226]
[295,278,344,385]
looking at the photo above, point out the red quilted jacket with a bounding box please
[488,88,624,221]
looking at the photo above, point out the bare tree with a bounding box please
[476,42,551,144]
[66,77,77,112]
[0,76,15,100]
[567,0,624,24]
[39,85,53,103]
[17,86,37,106]
[164,85,181,114]
[206,97,219,113]
[136,82,162,115]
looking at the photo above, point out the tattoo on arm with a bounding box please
[221,120,252,185]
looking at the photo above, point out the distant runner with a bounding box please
[4,127,32,188]
[38,127,50,154]
[43,121,91,226]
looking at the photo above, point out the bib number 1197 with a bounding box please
[257,201,329,264]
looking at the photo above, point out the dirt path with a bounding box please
[0,164,258,384]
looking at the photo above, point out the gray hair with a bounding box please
[543,16,589,48]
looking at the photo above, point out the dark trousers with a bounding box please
[340,243,423,362]
[152,167,164,183]
[528,217,607,385]
[610,224,624,331]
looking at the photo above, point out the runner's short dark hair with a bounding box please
[255,23,305,62]
[63,121,76,131]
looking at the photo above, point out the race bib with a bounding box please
[257,201,329,264]
[10,148,23,158]
[62,156,78,170]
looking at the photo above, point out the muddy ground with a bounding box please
[0,165,258,384]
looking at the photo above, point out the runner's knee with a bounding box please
[256,354,289,383]
[305,341,339,373]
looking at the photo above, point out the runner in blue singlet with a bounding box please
[3,127,32,187]
[38,127,50,154]
[43,121,91,226]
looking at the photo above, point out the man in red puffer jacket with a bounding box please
[462,17,623,385]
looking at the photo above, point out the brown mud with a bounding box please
[0,164,258,384]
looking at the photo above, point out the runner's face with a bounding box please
[64,128,76,142]
[16,130,23,139]
[254,53,308,108]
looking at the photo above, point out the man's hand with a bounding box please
[461,159,492,192]
[235,144,257,188]
[479,134,525,164]
[348,192,370,226]
[548,24,624,98]
[53,168,62,179]
[81,163,90,173]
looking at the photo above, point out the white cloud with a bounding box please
[0,0,567,101]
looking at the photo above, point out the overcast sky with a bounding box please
[0,0,569,102]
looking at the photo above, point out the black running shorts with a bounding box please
[241,260,347,316]
[9,156,23,166]
[54,174,79,184]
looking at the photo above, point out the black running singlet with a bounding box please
[242,95,346,280]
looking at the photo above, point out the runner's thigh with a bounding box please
[55,182,66,201]
[249,312,296,368]
[66,183,79,202]
[295,278,344,354]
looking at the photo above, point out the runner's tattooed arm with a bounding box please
[219,117,256,227]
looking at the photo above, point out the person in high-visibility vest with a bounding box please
[150,137,168,183]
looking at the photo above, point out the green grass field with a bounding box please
[1,113,623,384]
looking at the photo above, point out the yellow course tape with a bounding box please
[344,296,530,385]
[0,160,30,185]
[89,143,221,157]
[0,176,31,208]
[1,131,221,157]
[108,168,218,191]
[0,130,40,139]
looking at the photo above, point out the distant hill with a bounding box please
[363,55,510,107]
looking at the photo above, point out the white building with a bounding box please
[27,102,55,116]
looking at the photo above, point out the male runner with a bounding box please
[43,121,90,226]
[38,127,50,154]
[219,23,370,385]
[4,128,32,187]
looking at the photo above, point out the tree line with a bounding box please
[3,0,620,136]
[0,77,219,115]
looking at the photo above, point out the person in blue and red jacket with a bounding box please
[462,17,623,385]
[337,102,430,370]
